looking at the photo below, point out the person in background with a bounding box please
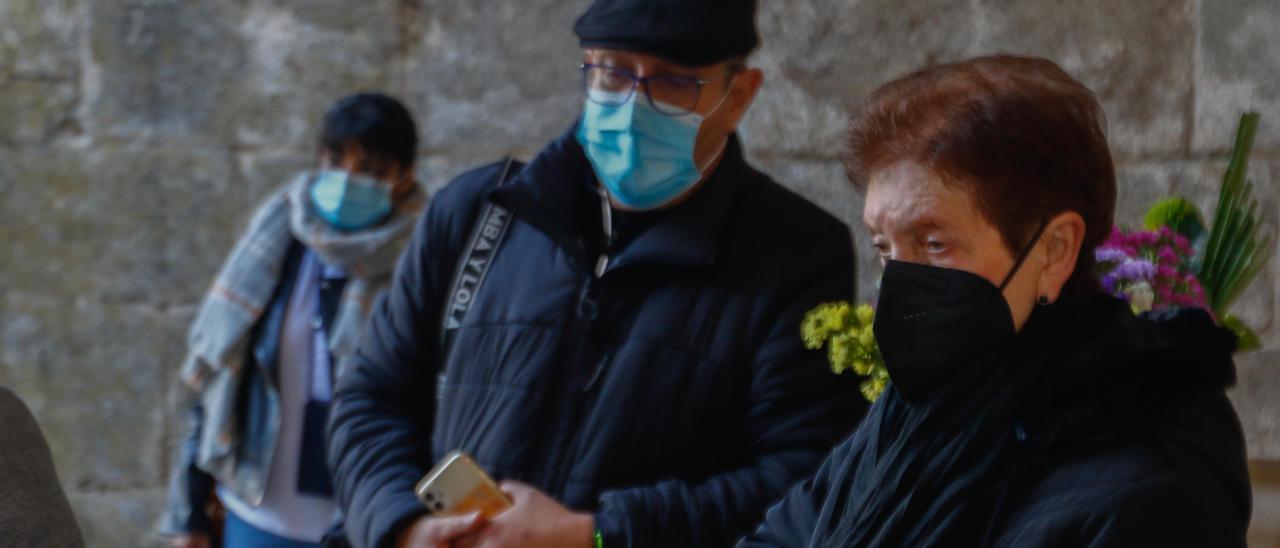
[740,55,1251,547]
[0,386,85,547]
[326,1,867,547]
[159,93,426,548]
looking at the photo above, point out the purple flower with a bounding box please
[1112,259,1157,281]
[1101,273,1118,294]
[1173,234,1192,254]
[1095,247,1131,263]
[1103,228,1127,248]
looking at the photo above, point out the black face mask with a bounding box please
[873,223,1047,401]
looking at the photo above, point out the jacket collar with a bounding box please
[490,121,748,272]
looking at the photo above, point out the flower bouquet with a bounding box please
[801,302,888,402]
[1097,112,1274,352]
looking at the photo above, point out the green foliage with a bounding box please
[801,302,887,402]
[1222,314,1261,353]
[1144,197,1207,246]
[1197,113,1276,322]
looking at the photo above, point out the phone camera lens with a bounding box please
[424,492,436,501]
[433,501,445,512]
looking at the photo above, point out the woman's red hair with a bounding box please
[846,54,1116,289]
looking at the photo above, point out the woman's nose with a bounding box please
[886,248,924,265]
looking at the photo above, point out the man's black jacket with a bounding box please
[327,126,866,547]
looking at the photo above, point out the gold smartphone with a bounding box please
[414,451,512,519]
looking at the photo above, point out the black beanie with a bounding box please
[574,0,759,67]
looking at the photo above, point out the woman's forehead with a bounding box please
[863,163,981,231]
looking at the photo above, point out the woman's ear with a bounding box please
[1037,211,1087,303]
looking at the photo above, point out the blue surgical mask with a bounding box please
[308,169,393,231]
[576,91,729,210]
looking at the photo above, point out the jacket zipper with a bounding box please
[538,188,615,495]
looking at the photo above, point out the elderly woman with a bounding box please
[740,55,1250,547]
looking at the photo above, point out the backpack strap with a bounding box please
[437,157,519,365]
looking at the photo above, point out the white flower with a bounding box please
[1126,282,1155,313]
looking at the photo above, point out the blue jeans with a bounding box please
[223,510,321,548]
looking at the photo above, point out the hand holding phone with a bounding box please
[414,451,513,519]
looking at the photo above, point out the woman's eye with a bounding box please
[925,240,947,253]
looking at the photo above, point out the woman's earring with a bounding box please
[1037,295,1050,306]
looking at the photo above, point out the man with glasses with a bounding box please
[327,1,865,547]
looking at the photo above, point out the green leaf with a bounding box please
[1222,314,1262,353]
[1144,197,1207,240]
[1197,112,1273,318]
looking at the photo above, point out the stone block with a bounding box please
[745,0,1193,160]
[746,0,981,160]
[0,75,81,148]
[1231,350,1280,460]
[1114,162,1177,229]
[405,0,589,160]
[0,0,80,76]
[417,153,481,197]
[230,1,405,147]
[67,489,167,547]
[0,0,83,147]
[85,0,401,146]
[0,145,247,306]
[0,293,183,491]
[969,0,1194,157]
[83,0,244,144]
[236,149,314,206]
[160,305,199,503]
[1195,0,1280,154]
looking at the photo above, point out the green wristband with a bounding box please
[594,529,604,548]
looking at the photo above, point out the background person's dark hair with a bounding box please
[845,54,1117,292]
[320,92,419,170]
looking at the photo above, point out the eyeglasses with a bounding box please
[580,63,737,116]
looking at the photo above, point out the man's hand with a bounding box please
[170,534,211,548]
[397,512,487,548]
[455,482,594,548]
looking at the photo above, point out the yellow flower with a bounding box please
[801,301,852,349]
[857,330,876,350]
[852,360,872,376]
[855,304,875,326]
[801,301,888,403]
[860,377,888,402]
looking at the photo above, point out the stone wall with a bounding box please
[1,0,1277,545]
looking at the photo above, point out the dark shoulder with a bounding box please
[0,386,40,446]
[999,392,1249,546]
[0,387,85,547]
[996,450,1187,547]
[428,159,515,218]
[416,159,517,250]
[721,161,849,280]
[732,165,849,245]
[0,386,56,479]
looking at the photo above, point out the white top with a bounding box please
[218,251,340,542]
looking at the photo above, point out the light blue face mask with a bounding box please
[576,91,729,210]
[308,169,393,231]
